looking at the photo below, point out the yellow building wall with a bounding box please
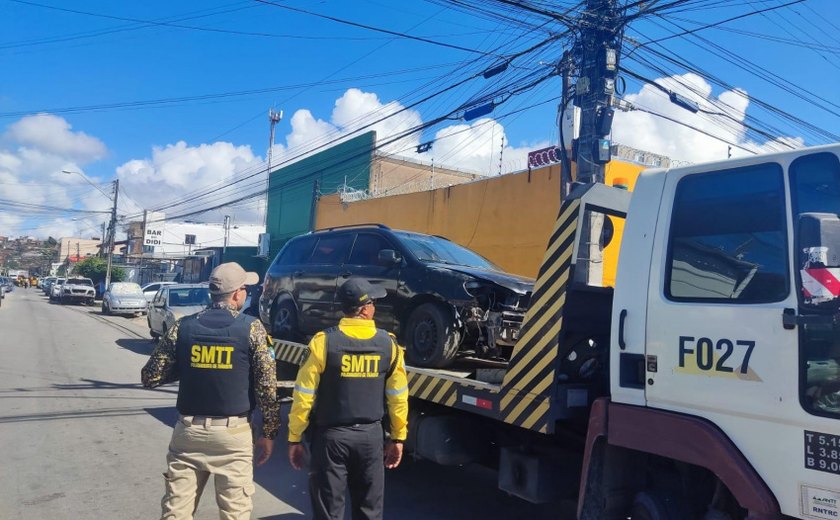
[316,160,644,279]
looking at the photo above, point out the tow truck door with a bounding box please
[644,151,840,518]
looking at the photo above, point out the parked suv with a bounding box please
[60,277,95,305]
[260,224,534,368]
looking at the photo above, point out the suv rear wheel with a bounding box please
[272,300,299,341]
[404,303,460,368]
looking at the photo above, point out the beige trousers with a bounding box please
[160,418,255,520]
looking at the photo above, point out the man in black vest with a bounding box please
[142,262,279,520]
[287,277,408,520]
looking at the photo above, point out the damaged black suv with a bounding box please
[259,224,534,368]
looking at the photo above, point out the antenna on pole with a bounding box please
[265,108,284,228]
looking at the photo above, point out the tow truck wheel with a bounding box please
[631,490,688,520]
[404,303,460,368]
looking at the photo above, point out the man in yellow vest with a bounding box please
[287,277,409,520]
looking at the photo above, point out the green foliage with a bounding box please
[72,257,126,283]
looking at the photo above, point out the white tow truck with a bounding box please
[273,143,840,519]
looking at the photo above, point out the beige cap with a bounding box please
[208,262,259,295]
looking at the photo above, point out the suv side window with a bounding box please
[307,234,353,265]
[665,162,788,302]
[278,236,317,266]
[348,233,394,265]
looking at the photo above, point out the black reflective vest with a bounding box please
[312,327,393,427]
[175,308,255,417]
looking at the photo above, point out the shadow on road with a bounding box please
[0,406,158,423]
[116,338,156,355]
[52,377,177,394]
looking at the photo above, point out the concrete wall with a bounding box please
[316,161,643,278]
[371,156,480,197]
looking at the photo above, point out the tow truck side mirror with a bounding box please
[378,249,401,266]
[798,212,840,306]
[798,213,840,268]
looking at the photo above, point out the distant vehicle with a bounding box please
[259,224,534,368]
[148,283,210,339]
[102,282,147,316]
[49,278,65,301]
[60,277,95,306]
[0,276,15,293]
[140,281,177,303]
[42,277,56,295]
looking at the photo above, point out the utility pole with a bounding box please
[223,215,231,256]
[105,179,119,288]
[308,180,320,232]
[265,108,284,228]
[573,0,623,185]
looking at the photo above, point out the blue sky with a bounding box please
[1,0,839,238]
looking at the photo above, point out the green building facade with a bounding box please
[265,131,375,259]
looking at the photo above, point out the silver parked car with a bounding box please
[102,282,148,316]
[148,284,210,339]
[140,281,176,303]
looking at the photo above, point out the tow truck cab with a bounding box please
[579,144,840,519]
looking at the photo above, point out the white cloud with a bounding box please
[427,118,546,175]
[0,114,111,239]
[116,140,264,224]
[269,88,536,177]
[612,72,802,164]
[4,113,107,162]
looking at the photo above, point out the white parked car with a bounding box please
[60,277,95,305]
[140,281,176,303]
[50,278,65,301]
[148,284,210,339]
[102,282,148,316]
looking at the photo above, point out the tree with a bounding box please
[72,257,125,284]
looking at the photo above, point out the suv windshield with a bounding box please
[395,232,499,270]
[67,278,93,286]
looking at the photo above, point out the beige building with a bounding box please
[58,237,102,262]
[369,155,481,198]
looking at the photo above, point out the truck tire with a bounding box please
[404,303,460,368]
[631,490,688,520]
[272,300,299,341]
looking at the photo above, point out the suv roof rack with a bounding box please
[317,223,392,232]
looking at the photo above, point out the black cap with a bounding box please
[339,277,387,309]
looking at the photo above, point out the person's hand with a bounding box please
[288,443,306,470]
[384,441,403,469]
[254,437,274,466]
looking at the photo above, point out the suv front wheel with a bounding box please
[272,299,299,341]
[404,303,461,368]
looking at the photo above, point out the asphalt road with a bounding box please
[0,288,575,519]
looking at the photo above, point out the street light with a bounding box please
[62,170,120,288]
